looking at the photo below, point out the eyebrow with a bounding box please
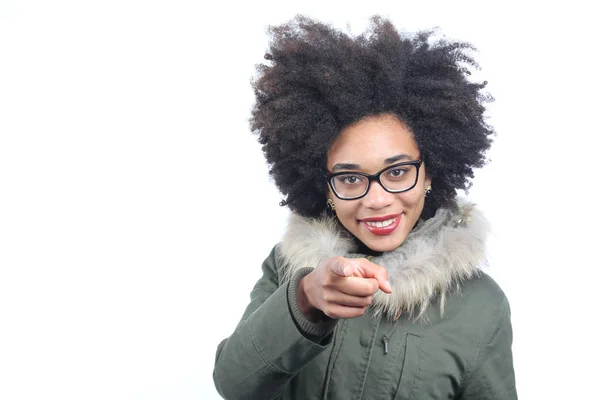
[331,153,413,172]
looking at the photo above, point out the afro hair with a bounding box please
[250,15,494,220]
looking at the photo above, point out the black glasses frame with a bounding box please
[325,160,423,200]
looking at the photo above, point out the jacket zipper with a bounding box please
[322,319,345,399]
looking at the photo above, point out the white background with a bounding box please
[1,1,598,399]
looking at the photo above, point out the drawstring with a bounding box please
[381,318,400,355]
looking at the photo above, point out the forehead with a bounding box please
[327,114,419,170]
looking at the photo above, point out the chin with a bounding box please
[361,234,407,253]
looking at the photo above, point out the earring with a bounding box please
[424,185,432,197]
[327,198,335,211]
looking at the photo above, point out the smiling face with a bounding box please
[326,114,431,252]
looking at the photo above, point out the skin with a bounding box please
[297,114,431,320]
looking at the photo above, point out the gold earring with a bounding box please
[424,185,432,197]
[327,198,335,211]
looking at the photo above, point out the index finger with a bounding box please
[347,258,392,293]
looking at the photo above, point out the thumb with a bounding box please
[329,257,353,277]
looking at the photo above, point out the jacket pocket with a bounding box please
[394,333,422,400]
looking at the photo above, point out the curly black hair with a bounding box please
[250,15,494,220]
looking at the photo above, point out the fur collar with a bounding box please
[278,199,490,319]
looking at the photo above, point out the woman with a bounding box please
[213,15,517,400]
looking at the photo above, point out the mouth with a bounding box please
[360,214,402,236]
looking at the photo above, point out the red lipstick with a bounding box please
[360,214,402,236]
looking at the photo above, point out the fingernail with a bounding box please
[386,280,392,292]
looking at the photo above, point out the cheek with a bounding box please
[398,190,424,208]
[336,201,360,222]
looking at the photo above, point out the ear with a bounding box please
[326,189,335,204]
[421,159,431,187]
[424,175,432,187]
[325,182,336,202]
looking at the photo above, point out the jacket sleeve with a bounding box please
[213,245,337,400]
[461,295,518,400]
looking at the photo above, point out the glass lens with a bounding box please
[331,174,368,199]
[380,164,418,191]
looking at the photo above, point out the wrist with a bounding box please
[297,275,328,322]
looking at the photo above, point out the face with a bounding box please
[326,114,431,252]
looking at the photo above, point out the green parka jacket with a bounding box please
[213,201,517,399]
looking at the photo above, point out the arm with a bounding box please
[212,245,336,400]
[460,296,518,399]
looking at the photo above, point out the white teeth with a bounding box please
[365,218,396,228]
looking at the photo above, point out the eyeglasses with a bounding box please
[325,160,423,200]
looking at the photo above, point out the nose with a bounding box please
[361,181,394,210]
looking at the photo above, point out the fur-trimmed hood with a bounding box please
[278,199,490,319]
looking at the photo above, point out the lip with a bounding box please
[360,214,402,236]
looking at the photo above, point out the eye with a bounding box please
[341,175,363,185]
[388,168,408,178]
[333,174,364,185]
